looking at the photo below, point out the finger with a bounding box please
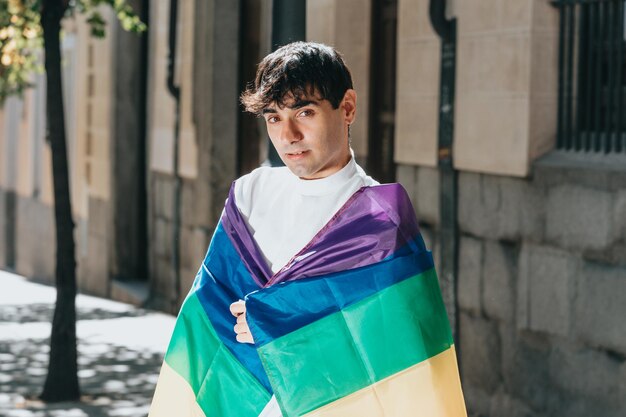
[234,322,249,334]
[230,300,246,317]
[236,314,246,324]
[236,332,254,344]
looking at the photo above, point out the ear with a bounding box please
[341,89,357,125]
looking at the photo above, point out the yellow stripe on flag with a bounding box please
[303,346,466,417]
[149,361,207,417]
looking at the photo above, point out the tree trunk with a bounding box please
[39,0,81,402]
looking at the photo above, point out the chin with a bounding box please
[286,164,316,179]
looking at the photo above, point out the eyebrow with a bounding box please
[261,99,320,115]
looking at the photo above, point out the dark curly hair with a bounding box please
[240,42,353,115]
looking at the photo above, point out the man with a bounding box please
[149,42,466,417]
[232,42,377,416]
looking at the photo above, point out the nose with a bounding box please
[280,118,303,144]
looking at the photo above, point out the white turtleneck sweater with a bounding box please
[234,156,377,274]
[233,155,377,417]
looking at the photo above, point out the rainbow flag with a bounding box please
[149,184,466,417]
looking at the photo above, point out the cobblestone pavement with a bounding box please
[0,270,176,417]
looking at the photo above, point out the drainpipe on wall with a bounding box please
[429,0,460,347]
[167,0,182,314]
[265,0,306,167]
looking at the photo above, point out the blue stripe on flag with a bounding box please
[245,244,434,347]
[193,222,273,392]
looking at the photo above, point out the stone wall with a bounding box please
[13,194,56,284]
[306,0,372,161]
[145,0,241,311]
[399,151,626,416]
[148,173,212,311]
[0,190,9,268]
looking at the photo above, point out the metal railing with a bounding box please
[554,0,626,153]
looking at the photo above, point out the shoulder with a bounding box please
[354,161,379,187]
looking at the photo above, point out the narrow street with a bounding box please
[0,270,175,417]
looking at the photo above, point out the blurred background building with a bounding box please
[0,0,625,415]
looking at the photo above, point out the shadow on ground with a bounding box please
[0,304,151,324]
[0,305,165,417]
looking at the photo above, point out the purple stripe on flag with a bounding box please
[222,184,273,286]
[268,184,425,285]
[222,182,425,288]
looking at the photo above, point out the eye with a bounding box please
[266,115,279,124]
[298,109,314,118]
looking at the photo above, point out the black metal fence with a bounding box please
[555,0,626,153]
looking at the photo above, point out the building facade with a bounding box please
[1,0,625,415]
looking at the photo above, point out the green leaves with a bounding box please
[0,0,43,104]
[75,0,146,37]
[112,0,146,33]
[0,0,146,105]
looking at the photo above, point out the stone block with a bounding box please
[518,183,546,243]
[455,95,530,177]
[307,0,336,44]
[457,33,530,95]
[574,262,626,355]
[396,38,440,97]
[180,226,209,272]
[415,166,440,226]
[15,195,54,283]
[89,151,111,201]
[546,185,613,251]
[76,219,89,290]
[335,0,371,153]
[548,342,622,417]
[457,0,499,34]
[458,172,544,242]
[614,190,626,243]
[462,385,491,417]
[528,97,557,162]
[458,236,482,314]
[488,389,535,417]
[83,233,109,297]
[459,312,502,394]
[533,0,560,32]
[394,94,438,167]
[530,31,559,98]
[180,266,200,299]
[482,241,517,322]
[583,243,626,268]
[398,0,438,40]
[88,196,111,240]
[150,255,174,309]
[153,217,172,258]
[395,164,416,205]
[533,151,626,192]
[458,172,482,233]
[499,0,533,30]
[620,364,626,412]
[0,190,6,267]
[180,178,197,228]
[195,178,218,227]
[517,244,578,336]
[500,326,551,411]
[152,174,174,220]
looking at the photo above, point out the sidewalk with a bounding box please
[0,270,176,417]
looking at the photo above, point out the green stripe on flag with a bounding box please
[165,293,270,417]
[257,268,453,417]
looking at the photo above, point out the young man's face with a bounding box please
[262,89,356,180]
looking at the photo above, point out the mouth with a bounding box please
[285,150,309,159]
